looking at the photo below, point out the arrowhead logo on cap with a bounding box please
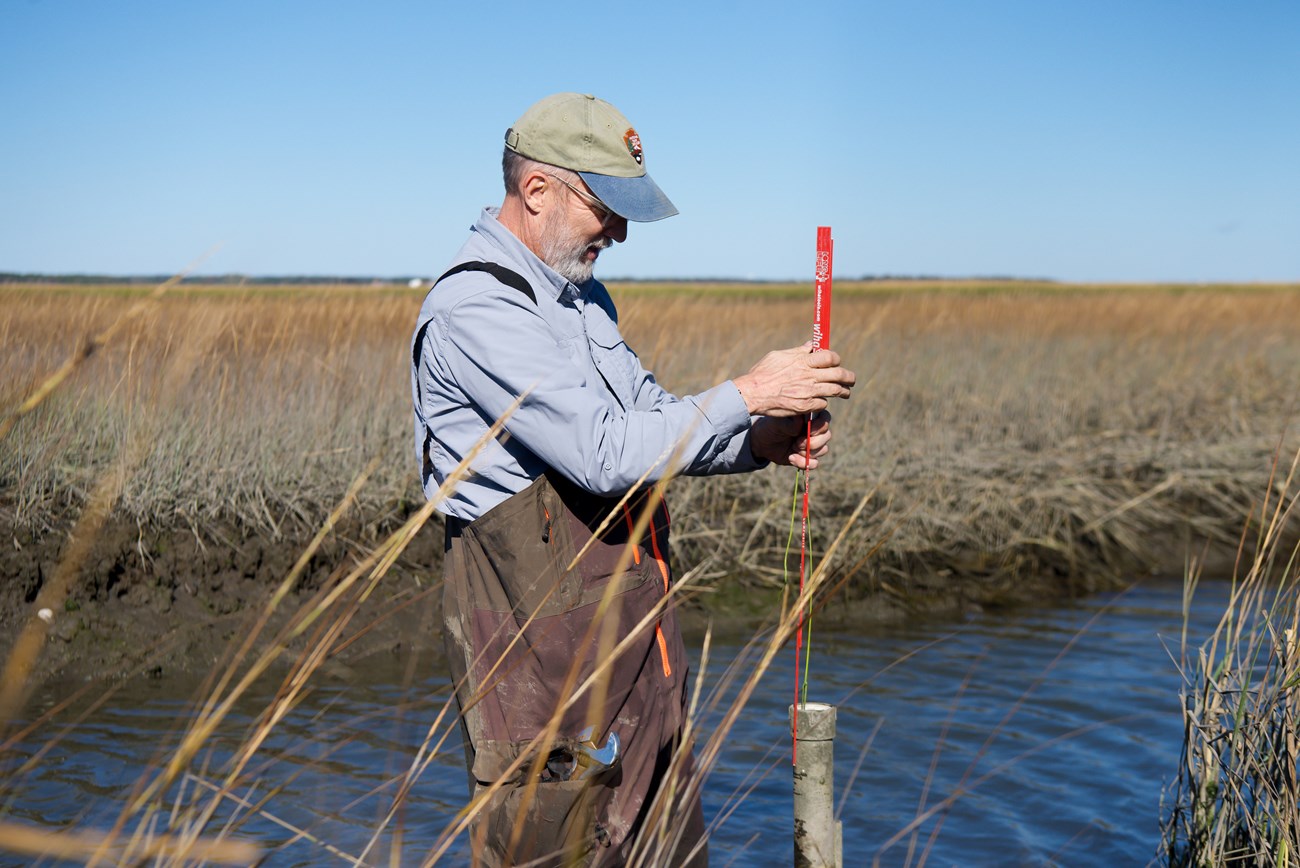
[624,128,643,166]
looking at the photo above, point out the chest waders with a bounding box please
[416,263,707,866]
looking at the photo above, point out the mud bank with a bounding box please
[1,510,1244,692]
[0,512,448,690]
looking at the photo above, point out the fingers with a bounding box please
[788,453,814,470]
[804,347,838,366]
[788,385,848,416]
[804,429,832,454]
[791,430,832,462]
[734,347,857,416]
[783,411,834,469]
[752,412,835,469]
[799,349,856,395]
[791,416,832,446]
[787,441,830,470]
[784,345,841,370]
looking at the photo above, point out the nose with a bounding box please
[604,216,628,244]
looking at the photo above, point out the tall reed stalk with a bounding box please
[1160,447,1300,866]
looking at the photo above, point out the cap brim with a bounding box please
[578,171,679,223]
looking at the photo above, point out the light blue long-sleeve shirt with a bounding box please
[412,208,764,521]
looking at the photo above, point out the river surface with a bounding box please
[2,577,1228,867]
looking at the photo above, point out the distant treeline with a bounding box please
[1,272,1058,285]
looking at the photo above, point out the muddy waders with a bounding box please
[442,471,707,866]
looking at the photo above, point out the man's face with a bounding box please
[538,175,627,285]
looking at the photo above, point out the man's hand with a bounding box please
[751,411,833,470]
[732,344,855,417]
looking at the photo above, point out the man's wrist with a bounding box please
[732,376,758,415]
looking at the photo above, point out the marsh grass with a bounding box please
[3,284,1297,604]
[1159,448,1300,866]
[634,288,1300,605]
[3,281,1300,863]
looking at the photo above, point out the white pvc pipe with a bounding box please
[791,702,841,867]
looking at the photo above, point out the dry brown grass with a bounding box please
[615,287,1300,604]
[1,286,417,536]
[2,283,1298,606]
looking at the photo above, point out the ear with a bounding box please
[520,169,550,216]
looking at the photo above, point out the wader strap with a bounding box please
[443,514,466,551]
[413,261,535,486]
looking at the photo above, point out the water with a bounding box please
[2,577,1228,867]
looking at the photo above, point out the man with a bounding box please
[411,93,854,866]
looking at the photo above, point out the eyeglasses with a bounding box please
[544,172,617,228]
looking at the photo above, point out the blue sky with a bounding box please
[2,1,1296,282]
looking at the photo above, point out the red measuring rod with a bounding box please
[813,226,833,351]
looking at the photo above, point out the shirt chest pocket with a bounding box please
[586,331,638,410]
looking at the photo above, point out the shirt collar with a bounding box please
[473,207,587,303]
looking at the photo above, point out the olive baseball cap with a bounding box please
[504,92,679,223]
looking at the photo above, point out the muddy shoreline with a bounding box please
[0,512,449,690]
[1,507,1246,696]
